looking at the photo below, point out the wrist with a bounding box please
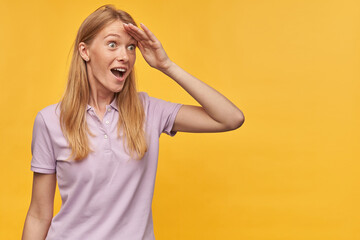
[160,60,176,76]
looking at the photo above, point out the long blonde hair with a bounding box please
[59,4,147,161]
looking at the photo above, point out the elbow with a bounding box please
[225,110,245,131]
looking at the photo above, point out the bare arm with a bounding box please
[123,23,244,132]
[162,62,244,132]
[22,172,56,240]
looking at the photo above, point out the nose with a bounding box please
[116,47,129,62]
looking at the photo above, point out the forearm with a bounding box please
[124,22,244,128]
[22,212,52,240]
[161,61,244,128]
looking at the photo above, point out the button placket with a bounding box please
[102,107,111,151]
[88,109,110,151]
[103,129,111,150]
[103,109,111,129]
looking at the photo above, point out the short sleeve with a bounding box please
[30,112,56,174]
[141,92,183,137]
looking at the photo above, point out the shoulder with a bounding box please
[137,91,182,115]
[137,91,151,109]
[137,91,149,102]
[38,103,60,114]
[137,91,163,112]
[137,91,169,106]
[35,103,61,127]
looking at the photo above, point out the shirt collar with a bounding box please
[86,96,119,112]
[109,96,119,111]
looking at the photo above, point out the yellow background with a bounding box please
[1,0,359,239]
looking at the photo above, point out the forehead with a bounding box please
[97,20,135,41]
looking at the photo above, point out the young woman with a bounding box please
[22,4,244,240]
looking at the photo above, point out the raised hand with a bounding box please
[124,22,244,134]
[123,22,173,72]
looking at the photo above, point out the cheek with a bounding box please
[131,54,136,67]
[93,62,106,76]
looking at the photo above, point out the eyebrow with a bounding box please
[104,33,136,42]
[104,33,121,39]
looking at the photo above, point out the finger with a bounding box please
[127,22,156,43]
[123,23,144,43]
[126,29,142,43]
[139,23,158,42]
[125,23,149,42]
[137,41,144,51]
[123,23,143,42]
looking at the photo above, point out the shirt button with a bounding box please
[107,108,111,112]
[104,134,108,139]
[105,120,109,124]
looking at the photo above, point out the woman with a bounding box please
[22,4,244,240]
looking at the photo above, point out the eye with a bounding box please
[127,44,136,51]
[108,41,117,48]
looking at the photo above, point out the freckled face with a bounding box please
[85,20,137,94]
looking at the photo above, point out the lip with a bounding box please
[111,66,128,71]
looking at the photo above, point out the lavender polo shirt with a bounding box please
[30,92,182,240]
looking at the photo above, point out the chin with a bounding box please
[113,85,125,93]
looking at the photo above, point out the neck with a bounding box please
[87,71,115,113]
[88,87,115,117]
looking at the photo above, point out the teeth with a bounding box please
[114,68,126,72]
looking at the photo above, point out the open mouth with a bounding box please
[110,68,126,79]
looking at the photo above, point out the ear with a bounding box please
[79,42,90,62]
